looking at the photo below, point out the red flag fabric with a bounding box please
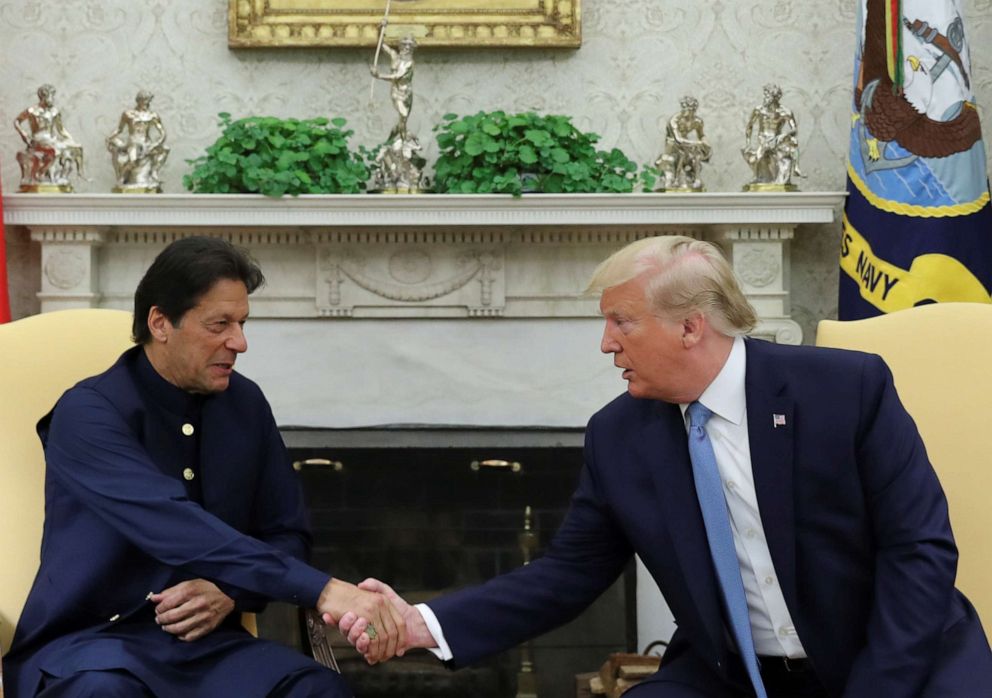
[0,173,11,324]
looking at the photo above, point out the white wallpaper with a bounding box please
[2,0,991,335]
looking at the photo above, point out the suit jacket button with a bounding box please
[183,468,195,481]
[182,423,195,436]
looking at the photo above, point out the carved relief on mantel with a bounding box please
[5,193,845,344]
[315,231,507,317]
[29,227,106,311]
[735,247,781,288]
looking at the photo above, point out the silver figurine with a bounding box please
[369,130,426,194]
[14,84,85,193]
[107,90,170,193]
[369,33,424,193]
[655,95,712,192]
[742,84,803,191]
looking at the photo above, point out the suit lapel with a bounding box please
[744,340,799,616]
[643,399,728,661]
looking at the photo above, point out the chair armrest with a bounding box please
[241,612,258,637]
[302,608,340,672]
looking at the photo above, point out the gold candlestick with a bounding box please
[516,505,539,698]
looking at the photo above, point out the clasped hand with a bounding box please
[325,578,434,664]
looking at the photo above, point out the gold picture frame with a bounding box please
[229,0,581,48]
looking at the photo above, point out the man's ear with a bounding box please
[147,306,171,343]
[681,312,706,348]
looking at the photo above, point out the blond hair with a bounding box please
[586,236,757,336]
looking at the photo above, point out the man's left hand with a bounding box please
[150,579,235,642]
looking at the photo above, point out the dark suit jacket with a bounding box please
[429,339,992,697]
[6,347,332,697]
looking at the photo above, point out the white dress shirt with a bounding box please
[417,336,806,660]
[680,336,806,658]
[417,602,453,660]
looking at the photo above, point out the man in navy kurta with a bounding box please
[6,237,404,697]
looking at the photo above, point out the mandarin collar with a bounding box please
[134,345,209,417]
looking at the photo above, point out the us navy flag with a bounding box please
[839,0,992,319]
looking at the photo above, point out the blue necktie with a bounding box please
[686,401,767,698]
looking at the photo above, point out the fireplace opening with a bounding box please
[258,427,636,698]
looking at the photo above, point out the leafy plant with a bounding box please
[184,113,369,197]
[432,111,656,195]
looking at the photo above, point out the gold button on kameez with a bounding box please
[181,423,195,436]
[183,468,195,481]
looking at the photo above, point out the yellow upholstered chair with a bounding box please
[816,302,992,628]
[0,309,135,655]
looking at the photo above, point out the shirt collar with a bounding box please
[679,335,747,426]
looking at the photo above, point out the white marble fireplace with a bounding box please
[6,190,844,653]
[7,191,842,429]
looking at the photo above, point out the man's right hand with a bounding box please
[317,578,407,663]
[338,578,437,661]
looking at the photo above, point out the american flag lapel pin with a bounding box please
[772,413,787,428]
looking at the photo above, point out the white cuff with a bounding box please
[415,603,453,661]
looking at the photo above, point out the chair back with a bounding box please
[816,302,992,627]
[0,309,134,652]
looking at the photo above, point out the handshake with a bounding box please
[317,577,435,664]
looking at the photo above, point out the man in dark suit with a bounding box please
[340,236,992,696]
[6,237,404,697]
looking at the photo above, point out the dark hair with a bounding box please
[132,236,265,344]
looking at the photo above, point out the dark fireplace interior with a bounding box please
[258,427,635,698]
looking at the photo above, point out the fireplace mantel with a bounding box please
[5,191,842,227]
[4,191,843,345]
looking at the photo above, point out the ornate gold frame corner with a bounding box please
[228,1,581,49]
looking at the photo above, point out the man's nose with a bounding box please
[600,322,620,354]
[227,325,248,353]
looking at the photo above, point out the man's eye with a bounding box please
[207,321,229,333]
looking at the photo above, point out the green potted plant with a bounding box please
[184,113,369,197]
[432,110,655,195]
